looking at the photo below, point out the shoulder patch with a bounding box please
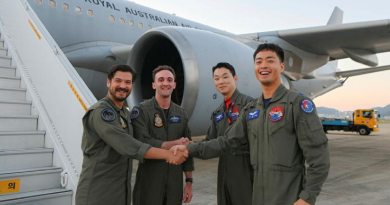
[169,115,181,123]
[130,108,140,120]
[215,112,224,123]
[300,99,314,113]
[101,108,116,122]
[248,110,260,120]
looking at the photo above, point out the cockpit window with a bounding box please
[138,22,143,29]
[75,6,82,14]
[62,3,69,11]
[49,0,56,8]
[120,18,125,24]
[87,9,94,17]
[109,15,115,22]
[35,0,42,5]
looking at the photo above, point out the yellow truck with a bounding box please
[322,109,379,135]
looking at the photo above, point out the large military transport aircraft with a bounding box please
[14,0,390,132]
[26,0,390,134]
[1,1,390,204]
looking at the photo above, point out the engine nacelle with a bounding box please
[128,27,290,135]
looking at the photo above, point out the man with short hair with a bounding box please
[131,65,194,205]
[75,64,188,205]
[176,44,330,205]
[205,62,253,205]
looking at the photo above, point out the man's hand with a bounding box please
[182,182,193,203]
[171,145,188,156]
[166,146,188,165]
[161,137,190,149]
[294,199,310,205]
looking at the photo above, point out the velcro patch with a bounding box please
[301,99,314,113]
[169,116,181,123]
[101,108,116,122]
[248,110,260,120]
[269,105,284,122]
[130,108,140,120]
[215,112,224,122]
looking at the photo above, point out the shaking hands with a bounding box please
[167,145,189,165]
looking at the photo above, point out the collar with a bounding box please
[217,89,242,112]
[257,84,288,105]
[152,96,171,110]
[103,95,122,112]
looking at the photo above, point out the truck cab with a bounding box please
[353,109,379,135]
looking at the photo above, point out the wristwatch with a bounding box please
[185,178,193,183]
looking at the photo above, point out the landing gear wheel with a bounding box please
[358,127,369,135]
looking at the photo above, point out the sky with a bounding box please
[129,0,390,111]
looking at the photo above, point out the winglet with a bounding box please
[327,7,343,25]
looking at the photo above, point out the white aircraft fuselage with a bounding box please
[28,0,390,134]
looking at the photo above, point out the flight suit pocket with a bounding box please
[150,128,163,140]
[269,120,297,168]
[248,129,258,167]
[301,118,328,146]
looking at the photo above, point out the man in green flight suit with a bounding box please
[75,65,188,205]
[205,62,253,205]
[175,44,330,205]
[131,65,195,205]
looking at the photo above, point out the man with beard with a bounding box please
[131,65,194,205]
[204,62,253,205]
[75,64,188,205]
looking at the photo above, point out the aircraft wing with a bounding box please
[242,19,390,66]
[335,65,390,78]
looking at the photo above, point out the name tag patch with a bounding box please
[248,110,259,120]
[169,116,181,123]
[215,112,224,122]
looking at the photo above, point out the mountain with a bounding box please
[317,104,390,119]
[371,104,390,117]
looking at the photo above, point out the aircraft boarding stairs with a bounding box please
[0,30,73,205]
[0,0,96,204]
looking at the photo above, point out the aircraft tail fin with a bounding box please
[335,65,390,78]
[327,7,343,25]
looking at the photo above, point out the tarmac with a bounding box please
[132,123,390,205]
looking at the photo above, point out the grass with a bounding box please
[379,120,390,124]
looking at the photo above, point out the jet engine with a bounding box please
[128,27,291,135]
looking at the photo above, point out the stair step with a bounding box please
[0,167,62,195]
[0,131,45,149]
[0,76,20,89]
[0,66,15,77]
[0,148,53,171]
[0,188,72,205]
[0,100,31,115]
[0,115,38,132]
[0,48,6,56]
[0,57,11,67]
[0,88,26,101]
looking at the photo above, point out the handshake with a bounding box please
[166,137,194,165]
